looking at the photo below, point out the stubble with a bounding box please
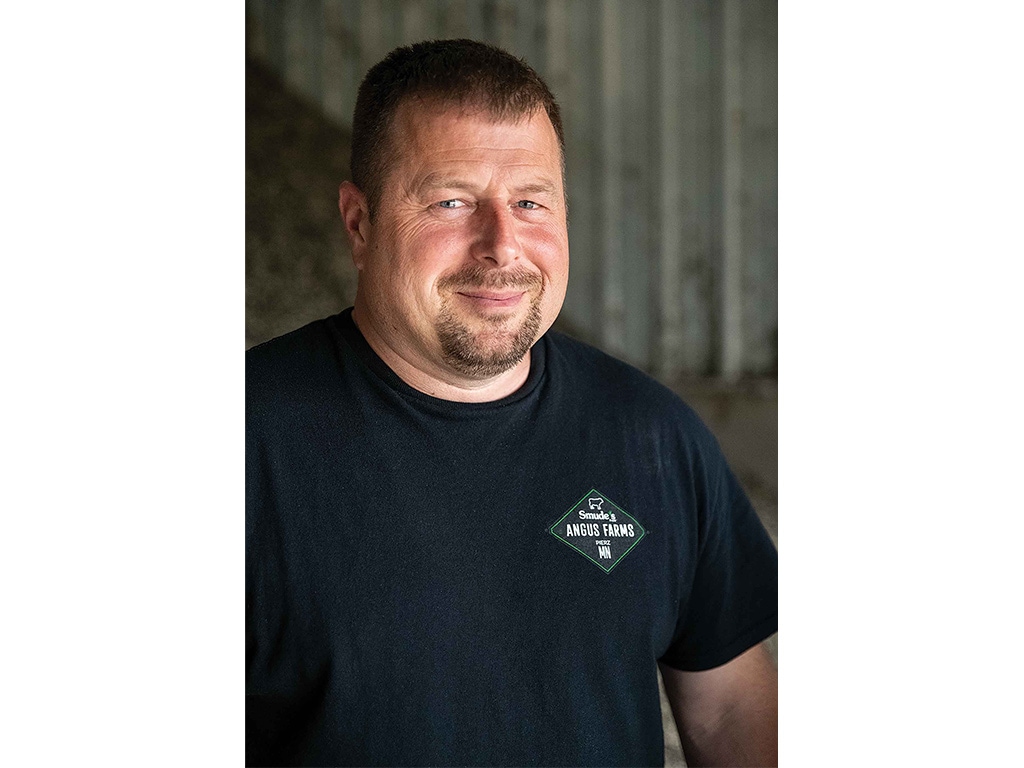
[435,265,544,378]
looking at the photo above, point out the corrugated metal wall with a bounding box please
[246,0,777,379]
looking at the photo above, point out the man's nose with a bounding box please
[471,202,522,267]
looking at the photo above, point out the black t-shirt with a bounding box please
[246,309,777,767]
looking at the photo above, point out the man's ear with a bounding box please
[338,181,372,270]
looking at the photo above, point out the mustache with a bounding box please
[437,265,542,292]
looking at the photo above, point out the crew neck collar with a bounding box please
[334,308,547,411]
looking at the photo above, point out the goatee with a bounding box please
[435,265,544,378]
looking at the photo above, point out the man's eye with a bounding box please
[437,199,462,209]
[517,200,540,210]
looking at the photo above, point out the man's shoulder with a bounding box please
[545,329,679,398]
[543,330,708,431]
[246,315,342,402]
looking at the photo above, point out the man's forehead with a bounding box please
[371,97,565,206]
[391,97,556,153]
[383,102,559,190]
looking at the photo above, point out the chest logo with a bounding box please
[549,489,646,573]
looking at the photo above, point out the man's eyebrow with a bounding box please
[416,174,558,197]
[515,180,558,197]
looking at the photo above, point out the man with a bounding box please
[247,39,777,767]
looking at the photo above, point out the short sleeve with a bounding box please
[659,442,778,672]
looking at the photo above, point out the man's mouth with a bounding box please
[457,290,526,301]
[455,290,527,308]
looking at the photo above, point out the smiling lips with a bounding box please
[456,290,526,308]
[439,265,542,311]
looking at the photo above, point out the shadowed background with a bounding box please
[246,2,777,763]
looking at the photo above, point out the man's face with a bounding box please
[350,98,569,381]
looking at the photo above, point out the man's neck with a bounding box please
[351,307,532,403]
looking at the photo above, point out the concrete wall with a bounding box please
[245,0,777,379]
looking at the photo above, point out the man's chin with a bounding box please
[436,308,541,378]
[472,330,532,360]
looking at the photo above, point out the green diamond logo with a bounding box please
[549,489,646,573]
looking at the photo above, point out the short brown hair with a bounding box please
[350,38,565,217]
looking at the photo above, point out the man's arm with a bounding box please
[659,642,778,767]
